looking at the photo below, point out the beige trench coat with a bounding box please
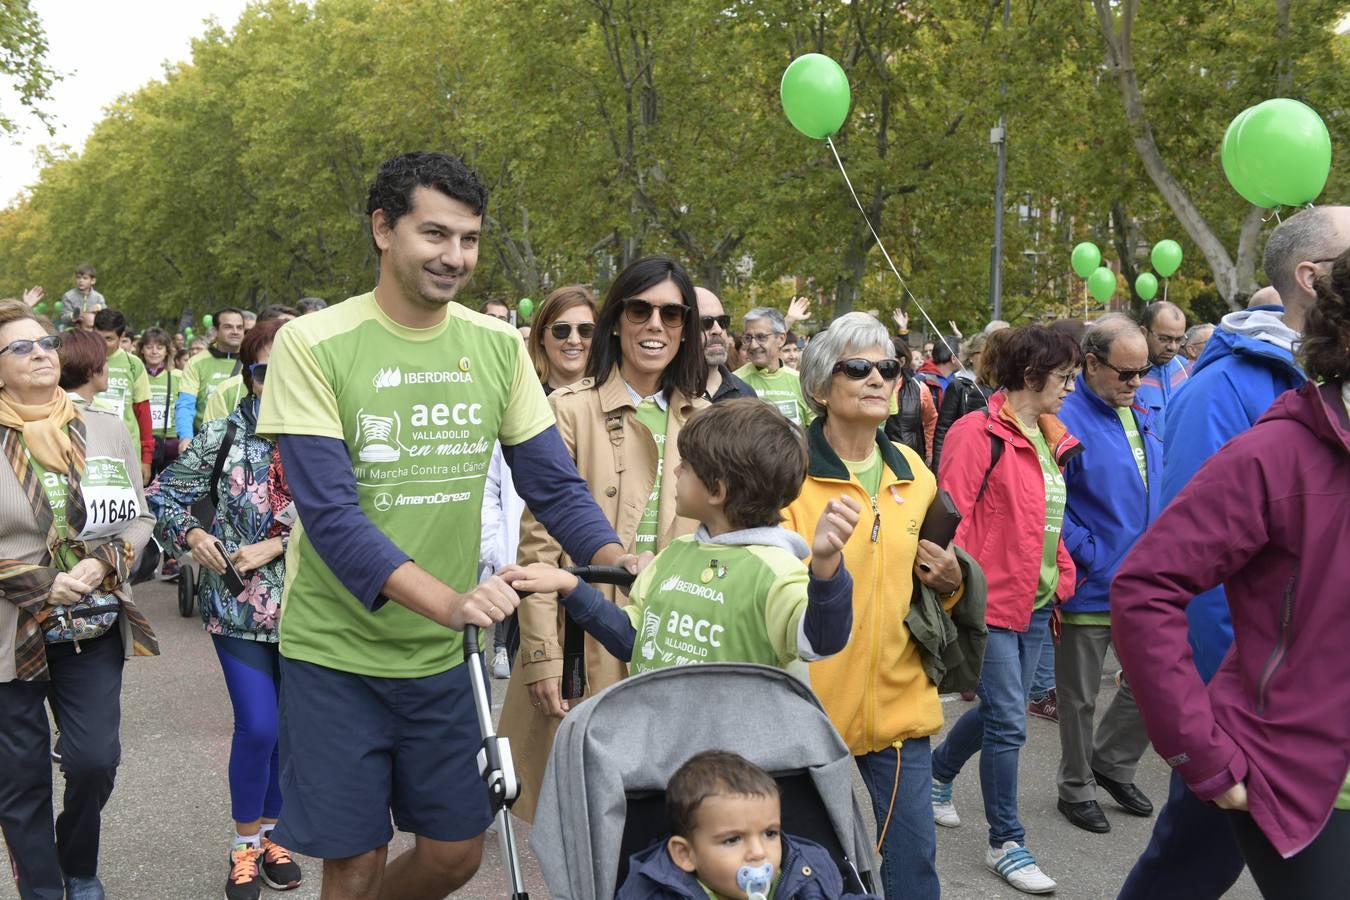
[499,368,706,820]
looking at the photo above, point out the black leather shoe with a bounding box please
[1058,798,1111,833]
[64,875,105,899]
[1093,770,1154,817]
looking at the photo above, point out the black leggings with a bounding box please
[1229,808,1350,899]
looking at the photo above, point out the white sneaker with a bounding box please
[931,778,961,828]
[985,841,1056,894]
[490,648,511,679]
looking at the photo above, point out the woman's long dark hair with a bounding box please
[1302,246,1350,383]
[585,255,706,400]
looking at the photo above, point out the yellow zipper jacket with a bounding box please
[783,420,953,755]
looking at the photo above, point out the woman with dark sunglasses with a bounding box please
[146,319,304,899]
[782,312,972,900]
[484,288,602,680]
[525,285,598,395]
[500,256,708,820]
[0,302,157,900]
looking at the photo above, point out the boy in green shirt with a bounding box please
[93,308,153,481]
[512,398,859,673]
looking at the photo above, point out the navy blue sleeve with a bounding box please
[802,562,854,656]
[278,434,412,612]
[502,426,621,563]
[558,581,636,661]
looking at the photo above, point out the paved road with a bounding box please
[4,581,1258,899]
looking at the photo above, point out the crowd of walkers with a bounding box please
[0,150,1345,900]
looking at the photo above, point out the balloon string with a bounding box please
[825,136,966,374]
[1163,278,1168,303]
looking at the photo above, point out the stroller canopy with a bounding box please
[531,663,878,899]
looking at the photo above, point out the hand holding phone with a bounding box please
[213,539,248,596]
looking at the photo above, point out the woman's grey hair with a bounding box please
[743,307,786,334]
[798,312,897,419]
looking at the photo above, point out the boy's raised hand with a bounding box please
[810,496,862,578]
[501,562,579,598]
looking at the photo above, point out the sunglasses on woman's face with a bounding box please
[548,322,596,341]
[0,334,62,358]
[249,363,268,383]
[621,297,687,328]
[700,314,731,331]
[832,358,902,381]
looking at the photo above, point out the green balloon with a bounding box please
[203,314,214,328]
[184,327,194,338]
[1087,267,1117,302]
[1150,240,1183,278]
[1135,272,1159,301]
[517,298,534,320]
[1233,98,1332,207]
[1222,108,1277,208]
[1071,242,1102,279]
[780,53,851,140]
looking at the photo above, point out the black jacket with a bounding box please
[932,374,993,474]
[883,373,926,460]
[707,364,757,403]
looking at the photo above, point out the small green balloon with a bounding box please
[517,298,534,320]
[1221,107,1278,208]
[1233,98,1332,207]
[1071,242,1102,279]
[1135,272,1159,301]
[202,314,214,329]
[1151,240,1183,279]
[780,53,852,140]
[1087,267,1117,303]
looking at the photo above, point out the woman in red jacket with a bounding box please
[930,326,1082,895]
[1112,250,1350,897]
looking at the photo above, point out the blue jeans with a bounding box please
[1116,770,1245,900]
[856,738,939,900]
[1029,628,1055,700]
[932,605,1052,848]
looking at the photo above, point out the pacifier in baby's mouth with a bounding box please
[737,862,774,900]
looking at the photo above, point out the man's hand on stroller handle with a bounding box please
[443,571,521,630]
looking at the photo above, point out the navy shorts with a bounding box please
[272,656,492,859]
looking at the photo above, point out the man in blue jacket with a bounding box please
[1118,204,1350,899]
[1134,301,1189,428]
[1055,315,1161,835]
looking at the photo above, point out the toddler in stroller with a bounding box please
[531,663,880,898]
[617,750,879,900]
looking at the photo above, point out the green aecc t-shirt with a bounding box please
[733,363,813,427]
[1020,421,1065,611]
[257,293,553,677]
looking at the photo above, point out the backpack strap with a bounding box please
[209,420,239,509]
[974,412,1004,505]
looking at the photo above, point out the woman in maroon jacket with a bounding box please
[1112,249,1350,896]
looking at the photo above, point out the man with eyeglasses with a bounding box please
[733,307,812,426]
[1118,204,1350,900]
[1134,301,1188,426]
[1053,315,1160,836]
[694,287,755,403]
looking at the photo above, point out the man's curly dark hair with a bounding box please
[364,152,488,253]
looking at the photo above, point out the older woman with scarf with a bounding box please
[501,256,708,820]
[0,301,156,900]
[147,319,302,900]
[783,313,973,900]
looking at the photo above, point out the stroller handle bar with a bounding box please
[463,565,636,664]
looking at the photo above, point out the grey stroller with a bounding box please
[531,663,880,898]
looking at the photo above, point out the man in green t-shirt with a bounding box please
[733,307,813,427]
[256,151,633,898]
[93,308,153,482]
[200,305,298,423]
[175,306,246,444]
[1055,315,1163,835]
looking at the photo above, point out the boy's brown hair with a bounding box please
[75,263,96,278]
[676,398,807,530]
[667,750,780,838]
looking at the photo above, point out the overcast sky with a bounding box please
[0,0,252,206]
